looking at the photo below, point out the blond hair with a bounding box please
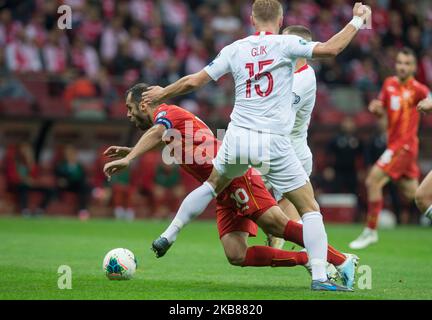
[252,0,283,23]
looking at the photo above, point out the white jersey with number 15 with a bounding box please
[204,32,318,136]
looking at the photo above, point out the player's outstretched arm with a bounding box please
[312,2,371,58]
[418,98,432,114]
[142,70,212,105]
[103,125,165,179]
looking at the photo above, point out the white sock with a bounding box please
[161,182,216,243]
[125,208,135,221]
[425,204,432,219]
[302,211,328,281]
[365,227,376,233]
[114,207,125,219]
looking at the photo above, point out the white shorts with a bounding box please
[273,155,313,202]
[291,138,313,176]
[213,124,309,194]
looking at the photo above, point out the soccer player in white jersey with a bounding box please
[267,25,318,249]
[143,0,371,291]
[265,27,359,276]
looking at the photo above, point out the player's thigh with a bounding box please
[416,171,432,211]
[212,126,250,183]
[207,167,233,194]
[283,181,319,215]
[264,137,309,197]
[278,198,302,222]
[220,231,249,266]
[396,177,418,201]
[366,164,391,189]
[255,205,289,237]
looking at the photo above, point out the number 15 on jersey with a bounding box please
[245,59,274,98]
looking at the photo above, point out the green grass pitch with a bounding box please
[0,216,431,300]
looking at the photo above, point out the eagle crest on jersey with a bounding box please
[292,92,301,104]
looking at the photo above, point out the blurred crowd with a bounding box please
[1,0,432,117]
[1,0,432,222]
[1,142,192,219]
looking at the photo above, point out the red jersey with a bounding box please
[152,104,277,236]
[152,104,220,182]
[378,76,430,152]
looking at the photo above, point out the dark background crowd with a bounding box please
[0,0,432,225]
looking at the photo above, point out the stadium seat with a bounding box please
[316,108,346,126]
[354,110,377,128]
[110,101,127,119]
[39,97,70,118]
[46,192,79,216]
[0,98,33,117]
[72,98,105,119]
[20,78,49,103]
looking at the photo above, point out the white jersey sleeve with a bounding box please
[281,35,319,60]
[204,45,232,81]
[290,65,317,162]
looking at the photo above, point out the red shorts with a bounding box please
[215,169,277,239]
[376,146,420,180]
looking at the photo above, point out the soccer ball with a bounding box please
[102,248,137,280]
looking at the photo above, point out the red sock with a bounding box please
[241,246,308,267]
[366,199,383,230]
[283,220,346,266]
[327,245,347,266]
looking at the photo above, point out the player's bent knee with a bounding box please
[226,252,246,266]
[221,232,248,266]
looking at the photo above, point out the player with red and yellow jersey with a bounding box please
[350,47,430,250]
[103,83,357,291]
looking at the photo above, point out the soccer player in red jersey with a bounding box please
[350,48,431,250]
[103,83,357,291]
[415,98,432,220]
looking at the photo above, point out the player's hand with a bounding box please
[417,98,432,114]
[141,86,164,105]
[353,3,371,20]
[368,99,384,116]
[103,146,132,159]
[352,2,364,17]
[103,158,130,181]
[359,4,371,21]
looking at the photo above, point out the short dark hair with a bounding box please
[398,47,417,61]
[282,25,313,41]
[125,82,149,105]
